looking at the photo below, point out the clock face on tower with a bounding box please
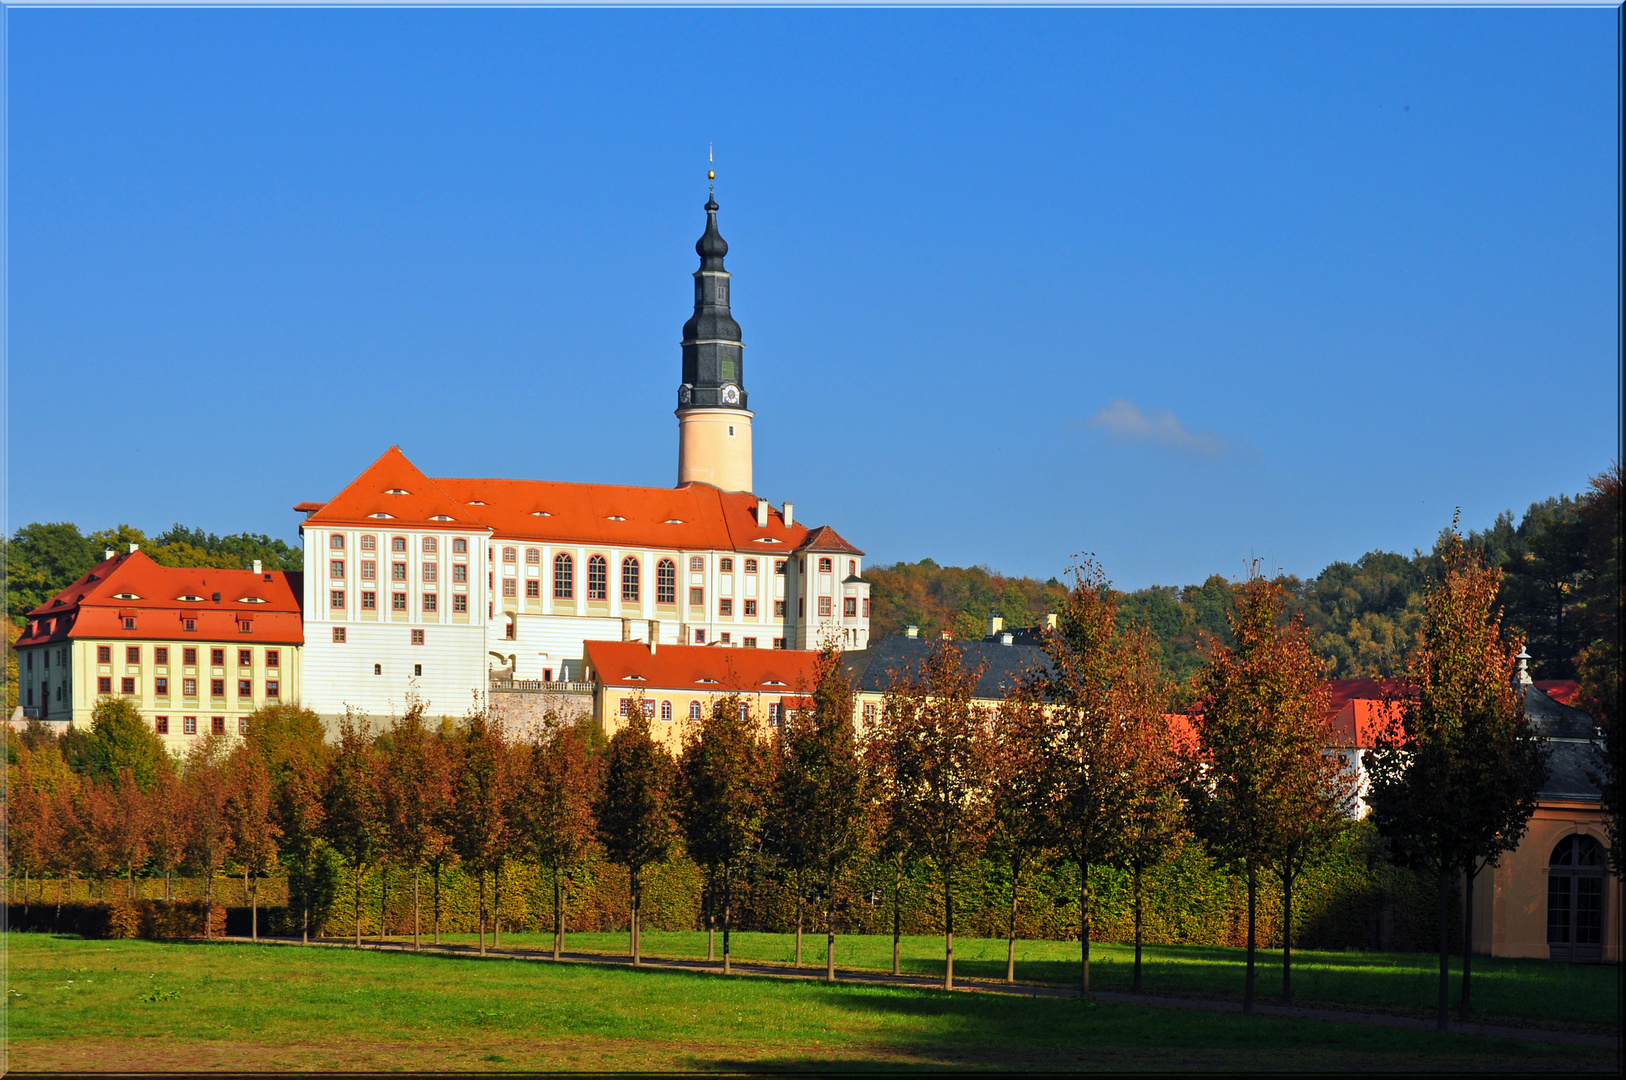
[721,384,740,405]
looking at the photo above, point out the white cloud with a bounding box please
[1084,399,1247,459]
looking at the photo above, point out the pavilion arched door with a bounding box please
[1547,834,1606,963]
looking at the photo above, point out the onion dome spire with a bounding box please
[678,165,745,411]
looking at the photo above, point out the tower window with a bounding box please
[819,558,833,573]
[728,426,735,437]
[656,559,676,604]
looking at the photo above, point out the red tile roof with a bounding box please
[18,550,304,646]
[795,525,864,556]
[301,447,825,555]
[584,640,822,695]
[1536,680,1581,706]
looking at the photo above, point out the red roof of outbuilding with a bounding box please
[18,550,304,646]
[584,640,822,695]
[1536,680,1581,705]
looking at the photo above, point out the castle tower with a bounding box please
[675,191,753,493]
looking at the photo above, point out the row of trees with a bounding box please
[4,525,1565,1033]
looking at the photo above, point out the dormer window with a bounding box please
[607,515,626,522]
[370,513,395,519]
[237,597,267,604]
[176,595,206,603]
[531,511,551,517]
[111,593,142,601]
[665,519,684,524]
[430,515,454,522]
[385,488,411,495]
[468,500,486,506]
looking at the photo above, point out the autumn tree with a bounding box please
[108,768,154,901]
[595,706,677,967]
[183,735,235,937]
[84,695,169,792]
[679,692,769,974]
[147,764,188,904]
[323,709,385,946]
[881,641,986,990]
[516,711,601,960]
[225,744,282,940]
[860,705,914,977]
[983,679,1054,984]
[1043,563,1144,997]
[450,708,521,954]
[1574,464,1621,875]
[380,701,450,949]
[245,702,330,941]
[1367,525,1549,1030]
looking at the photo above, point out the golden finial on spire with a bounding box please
[708,144,715,193]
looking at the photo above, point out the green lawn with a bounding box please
[369,928,1620,1030]
[6,934,1616,1073]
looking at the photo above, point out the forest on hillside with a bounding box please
[867,465,1620,692]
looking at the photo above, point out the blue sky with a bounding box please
[8,8,1618,589]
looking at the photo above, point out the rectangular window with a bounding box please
[526,580,539,598]
[422,593,438,612]
[392,593,407,610]
[412,629,425,645]
[98,645,112,663]
[183,678,198,696]
[773,638,786,650]
[423,563,437,583]
[694,629,706,644]
[98,676,113,693]
[775,560,787,575]
[362,535,376,551]
[183,647,198,666]
[503,579,516,597]
[266,680,280,699]
[769,703,782,725]
[126,646,141,664]
[123,616,137,630]
[183,619,197,632]
[819,557,833,573]
[690,556,705,572]
[844,598,858,617]
[239,718,249,735]
[392,563,407,581]
[331,590,345,609]
[155,646,169,665]
[155,716,170,735]
[453,564,467,583]
[155,677,169,696]
[239,649,253,667]
[743,637,757,648]
[362,561,376,580]
[619,698,631,717]
[330,534,345,550]
[183,716,197,735]
[330,559,345,578]
[863,598,870,618]
[211,679,225,698]
[453,595,468,613]
[720,632,731,644]
[744,599,757,617]
[266,649,279,667]
[121,677,136,695]
[238,679,252,698]
[212,717,226,736]
[819,597,832,617]
[690,587,704,605]
[333,628,347,643]
[413,663,422,677]
[453,537,467,554]
[719,598,733,616]
[526,548,540,564]
[211,648,225,666]
[744,559,758,574]
[719,557,733,573]
[863,703,878,726]
[238,620,253,633]
[392,536,407,552]
[774,600,786,617]
[362,591,377,610]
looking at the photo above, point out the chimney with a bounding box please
[987,613,1004,638]
[905,625,919,639]
[622,617,634,643]
[783,501,794,528]
[649,637,658,656]
[1000,631,1014,647]
[756,498,770,528]
[104,549,115,562]
[1044,612,1058,630]
[128,543,139,554]
[252,560,262,575]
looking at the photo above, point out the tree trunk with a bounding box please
[1461,861,1475,1017]
[413,867,421,951]
[433,862,442,945]
[1079,861,1092,996]
[553,866,563,961]
[478,869,487,956]
[826,865,837,984]
[1282,869,1293,1004]
[1243,860,1256,1014]
[165,868,172,904]
[302,859,309,946]
[630,867,641,966]
[380,865,389,942]
[707,871,716,963]
[943,858,954,990]
[204,861,214,941]
[1007,852,1020,984]
[1133,866,1144,993]
[1437,867,1450,1032]
[795,869,804,967]
[723,862,734,976]
[892,868,902,977]
[493,862,503,949]
[354,864,363,947]
[251,872,260,942]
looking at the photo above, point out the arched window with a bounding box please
[660,700,673,721]
[688,700,702,720]
[553,553,574,600]
[587,555,608,600]
[622,558,641,602]
[657,559,677,604]
[1548,834,1606,962]
[849,560,857,576]
[818,557,833,573]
